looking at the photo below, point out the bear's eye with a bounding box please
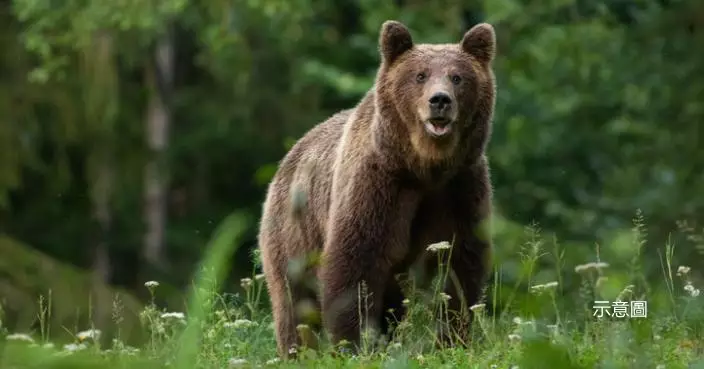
[450,75,462,85]
[416,73,426,83]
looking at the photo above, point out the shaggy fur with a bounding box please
[258,20,497,358]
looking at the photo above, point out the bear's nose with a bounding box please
[428,92,452,112]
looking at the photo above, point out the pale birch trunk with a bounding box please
[143,26,174,266]
[83,30,118,345]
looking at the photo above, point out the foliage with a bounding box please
[1,217,703,368]
[0,0,703,362]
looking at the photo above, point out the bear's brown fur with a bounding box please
[258,20,497,358]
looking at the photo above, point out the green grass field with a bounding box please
[1,213,702,368]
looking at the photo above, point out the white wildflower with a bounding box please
[76,329,101,342]
[439,293,452,302]
[514,319,536,331]
[228,358,247,367]
[530,281,559,294]
[684,282,700,297]
[677,266,691,276]
[6,333,34,343]
[426,241,451,252]
[227,319,257,329]
[63,343,87,352]
[144,281,160,288]
[574,262,609,273]
[265,358,280,365]
[120,346,139,356]
[288,346,298,355]
[469,303,485,312]
[205,328,217,340]
[402,298,410,305]
[255,273,266,281]
[160,312,186,320]
[508,334,521,342]
[240,278,253,289]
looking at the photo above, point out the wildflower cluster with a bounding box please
[426,241,452,252]
[530,281,559,295]
[574,262,609,274]
[1,212,703,368]
[677,265,700,297]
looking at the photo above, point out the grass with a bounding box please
[0,211,703,368]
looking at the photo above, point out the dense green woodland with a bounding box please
[0,0,703,346]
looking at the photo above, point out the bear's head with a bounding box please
[374,20,496,164]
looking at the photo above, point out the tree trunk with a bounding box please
[143,26,174,268]
[91,148,113,344]
[85,30,118,346]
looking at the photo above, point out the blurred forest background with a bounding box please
[1,0,703,347]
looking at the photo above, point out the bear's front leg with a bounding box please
[439,222,491,346]
[439,165,493,347]
[319,163,418,351]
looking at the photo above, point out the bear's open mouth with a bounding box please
[424,118,453,137]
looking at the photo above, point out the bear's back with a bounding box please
[259,107,354,257]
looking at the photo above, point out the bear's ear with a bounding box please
[461,23,496,64]
[379,20,414,64]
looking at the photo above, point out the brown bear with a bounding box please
[258,19,496,358]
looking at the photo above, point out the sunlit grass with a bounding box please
[0,212,703,368]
